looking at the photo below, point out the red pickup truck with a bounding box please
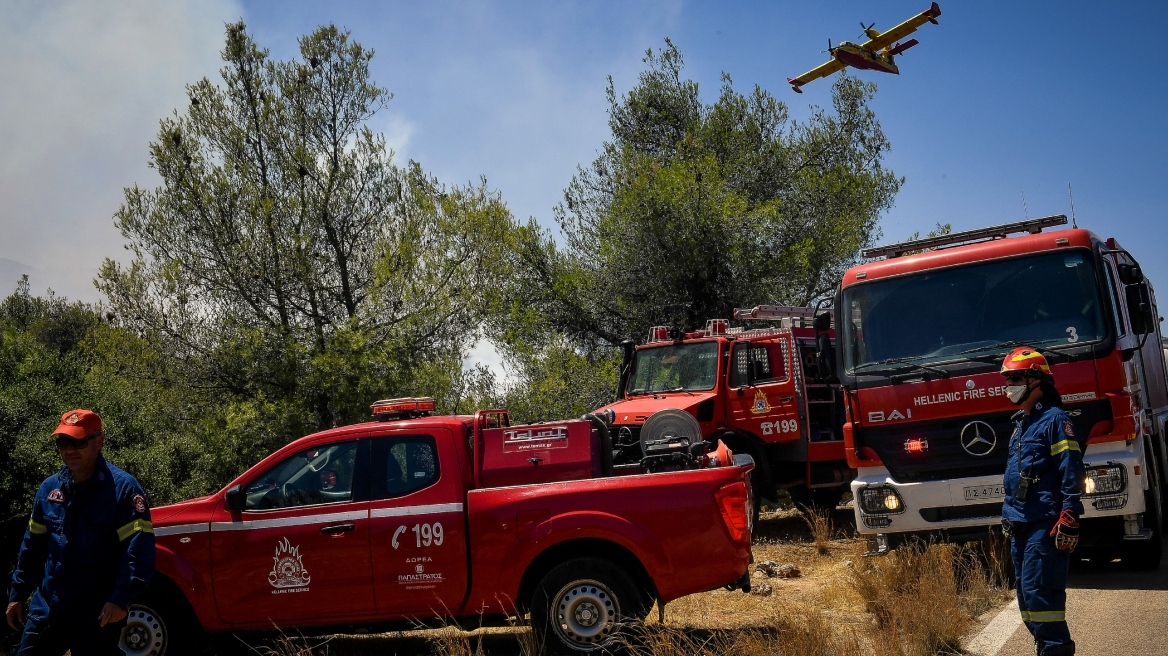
[123,399,754,655]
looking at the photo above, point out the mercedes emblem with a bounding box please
[960,421,997,457]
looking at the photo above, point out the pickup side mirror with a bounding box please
[225,484,245,512]
[1126,282,1155,335]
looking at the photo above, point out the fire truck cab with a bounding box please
[837,216,1166,567]
[595,308,852,511]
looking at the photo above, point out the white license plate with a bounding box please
[963,484,1004,501]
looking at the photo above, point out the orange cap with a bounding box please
[52,409,103,440]
[1000,347,1052,379]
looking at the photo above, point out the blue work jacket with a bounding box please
[8,456,155,620]
[1002,402,1086,523]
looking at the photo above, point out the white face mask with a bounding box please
[1006,383,1031,404]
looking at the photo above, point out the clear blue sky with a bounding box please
[4,1,1167,305]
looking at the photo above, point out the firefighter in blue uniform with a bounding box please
[1000,348,1084,656]
[5,409,155,655]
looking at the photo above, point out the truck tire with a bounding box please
[120,585,203,656]
[530,557,648,654]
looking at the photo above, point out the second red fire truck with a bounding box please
[595,308,851,515]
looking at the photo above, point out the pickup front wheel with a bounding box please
[120,584,202,656]
[530,557,647,654]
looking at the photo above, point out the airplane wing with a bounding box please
[860,2,941,52]
[787,58,847,93]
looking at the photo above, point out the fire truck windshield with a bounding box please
[841,249,1108,374]
[628,342,719,394]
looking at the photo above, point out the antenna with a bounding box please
[1020,188,1028,220]
[1068,183,1077,228]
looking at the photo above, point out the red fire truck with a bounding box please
[594,308,851,515]
[836,216,1165,567]
[125,399,754,655]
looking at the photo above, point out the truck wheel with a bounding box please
[1123,486,1164,570]
[530,557,647,654]
[120,588,202,656]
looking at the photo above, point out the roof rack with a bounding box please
[733,305,828,329]
[862,215,1068,260]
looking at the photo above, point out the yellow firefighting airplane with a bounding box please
[787,2,941,93]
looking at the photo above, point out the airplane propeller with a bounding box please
[821,38,834,54]
[859,22,876,38]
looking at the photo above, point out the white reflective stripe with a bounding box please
[211,509,368,532]
[154,523,207,537]
[370,503,463,519]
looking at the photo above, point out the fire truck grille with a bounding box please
[855,400,1108,484]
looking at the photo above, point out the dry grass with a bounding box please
[187,508,1011,656]
[801,505,834,556]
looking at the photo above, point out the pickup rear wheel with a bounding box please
[531,557,646,654]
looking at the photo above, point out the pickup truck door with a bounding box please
[209,439,375,624]
[368,429,469,615]
[727,337,802,441]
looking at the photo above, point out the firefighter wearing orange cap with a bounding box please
[6,409,155,655]
[1000,348,1084,656]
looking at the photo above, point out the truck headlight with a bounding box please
[1084,464,1126,496]
[858,485,905,515]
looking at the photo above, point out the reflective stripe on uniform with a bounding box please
[1050,439,1080,456]
[28,519,47,535]
[117,519,154,541]
[1020,609,1065,623]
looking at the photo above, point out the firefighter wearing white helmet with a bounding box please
[1000,347,1084,656]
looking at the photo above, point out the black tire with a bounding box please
[1123,486,1164,571]
[530,557,648,654]
[120,585,203,656]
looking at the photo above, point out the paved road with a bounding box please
[983,544,1168,655]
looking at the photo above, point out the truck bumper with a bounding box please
[851,440,1146,538]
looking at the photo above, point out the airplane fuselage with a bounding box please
[831,42,900,75]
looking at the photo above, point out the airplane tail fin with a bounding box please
[927,2,941,24]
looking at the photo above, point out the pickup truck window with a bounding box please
[371,436,440,499]
[243,440,359,510]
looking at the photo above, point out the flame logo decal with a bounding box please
[268,537,312,589]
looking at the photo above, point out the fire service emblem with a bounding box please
[959,421,997,457]
[268,537,312,592]
[751,390,771,415]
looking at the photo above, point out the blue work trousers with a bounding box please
[1010,518,1074,654]
[16,597,126,656]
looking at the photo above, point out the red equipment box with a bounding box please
[479,420,601,488]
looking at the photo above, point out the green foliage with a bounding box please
[97,23,515,471]
[501,40,901,349]
[500,338,622,424]
[491,40,902,418]
[3,34,907,513]
[0,278,185,516]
